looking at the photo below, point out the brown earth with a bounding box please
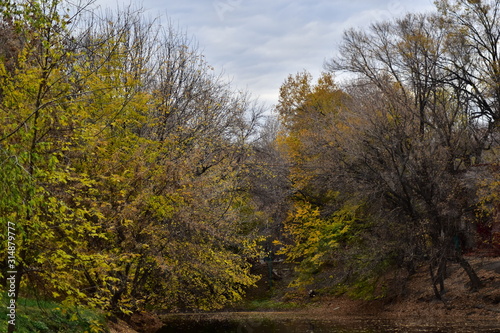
[295,255,500,325]
[108,318,139,333]
[108,311,164,333]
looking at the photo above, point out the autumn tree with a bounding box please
[276,71,348,203]
[274,72,377,291]
[58,5,265,314]
[275,9,497,300]
[0,2,124,332]
[326,12,486,297]
[436,0,500,151]
[0,0,265,322]
[246,115,292,256]
[434,1,500,249]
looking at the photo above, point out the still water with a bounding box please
[158,314,500,333]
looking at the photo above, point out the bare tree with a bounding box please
[327,12,484,298]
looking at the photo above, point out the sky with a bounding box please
[94,0,437,109]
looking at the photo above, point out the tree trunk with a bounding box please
[457,254,483,291]
[429,255,447,300]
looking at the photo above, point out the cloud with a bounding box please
[95,0,437,107]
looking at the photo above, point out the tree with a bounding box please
[436,0,500,136]
[59,5,265,314]
[326,12,485,297]
[0,0,265,320]
[274,72,379,291]
[276,71,347,204]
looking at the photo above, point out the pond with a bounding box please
[157,313,500,333]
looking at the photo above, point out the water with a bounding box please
[157,314,500,333]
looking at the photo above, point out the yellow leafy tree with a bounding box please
[0,2,112,329]
[0,0,262,321]
[274,71,373,290]
[277,200,364,287]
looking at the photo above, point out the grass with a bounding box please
[243,299,300,311]
[0,295,108,332]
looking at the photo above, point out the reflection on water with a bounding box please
[157,315,500,333]
[157,318,368,333]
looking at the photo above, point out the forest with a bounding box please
[1,0,500,331]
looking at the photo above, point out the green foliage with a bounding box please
[277,200,367,288]
[0,296,107,333]
[244,299,300,311]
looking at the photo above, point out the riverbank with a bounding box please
[112,255,500,332]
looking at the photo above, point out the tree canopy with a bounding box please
[0,0,265,324]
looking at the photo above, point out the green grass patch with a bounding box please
[0,295,108,332]
[244,299,300,311]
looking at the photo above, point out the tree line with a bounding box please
[275,0,500,300]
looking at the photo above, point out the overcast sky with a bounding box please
[94,0,437,108]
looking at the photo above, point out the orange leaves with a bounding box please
[275,71,347,197]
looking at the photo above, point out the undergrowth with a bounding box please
[0,295,108,332]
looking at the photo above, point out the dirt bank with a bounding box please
[295,255,500,323]
[108,312,163,333]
